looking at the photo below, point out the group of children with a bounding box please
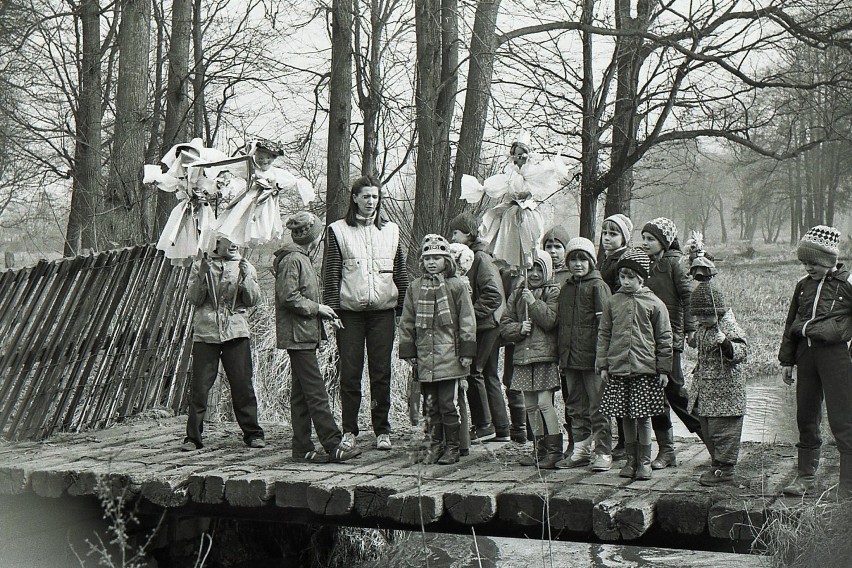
[399,212,751,486]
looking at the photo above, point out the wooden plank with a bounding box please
[497,479,561,526]
[593,490,657,541]
[384,481,446,526]
[549,484,619,533]
[305,473,377,517]
[353,474,423,519]
[656,493,715,535]
[443,481,506,525]
[708,496,766,541]
[274,470,337,509]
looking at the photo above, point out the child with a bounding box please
[448,213,510,442]
[274,212,361,463]
[449,241,476,456]
[399,234,477,465]
[501,250,562,468]
[597,248,672,481]
[641,217,702,469]
[779,226,852,498]
[688,281,748,485]
[182,238,265,451]
[543,225,572,286]
[597,213,633,459]
[556,238,613,471]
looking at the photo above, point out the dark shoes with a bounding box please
[247,438,267,449]
[294,450,329,463]
[699,465,734,486]
[470,425,496,443]
[330,444,362,463]
[180,440,200,452]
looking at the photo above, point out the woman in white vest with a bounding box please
[323,175,408,451]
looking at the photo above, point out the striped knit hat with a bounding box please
[603,214,633,244]
[691,281,727,316]
[797,225,841,268]
[642,217,678,250]
[617,247,651,281]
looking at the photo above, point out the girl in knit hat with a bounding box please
[543,225,572,286]
[501,250,563,468]
[399,235,477,465]
[273,212,361,463]
[640,217,703,470]
[555,237,613,471]
[689,282,748,486]
[779,225,852,499]
[597,248,672,481]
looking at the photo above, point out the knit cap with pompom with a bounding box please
[797,225,841,268]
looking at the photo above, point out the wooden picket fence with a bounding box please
[0,245,194,441]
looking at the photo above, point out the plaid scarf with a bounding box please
[416,274,453,329]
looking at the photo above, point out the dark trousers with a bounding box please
[186,339,264,447]
[337,309,394,437]
[651,351,703,433]
[422,380,461,429]
[502,344,527,430]
[288,349,342,456]
[563,369,611,454]
[698,415,743,465]
[467,327,510,432]
[795,343,852,455]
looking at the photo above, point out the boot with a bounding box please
[563,417,574,456]
[538,434,564,470]
[612,417,626,460]
[651,428,677,470]
[422,422,444,465]
[838,453,852,500]
[555,436,592,469]
[438,423,461,465]
[519,436,546,466]
[782,448,820,496]
[635,443,653,481]
[619,443,637,478]
[699,462,734,486]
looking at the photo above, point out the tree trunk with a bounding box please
[452,0,501,206]
[65,0,102,256]
[578,0,598,239]
[411,0,457,267]
[158,0,193,230]
[355,0,380,178]
[716,194,727,243]
[100,0,153,247]
[191,0,206,140]
[326,0,353,223]
[145,0,166,165]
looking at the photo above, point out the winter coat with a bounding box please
[778,264,852,365]
[552,266,572,287]
[468,240,505,330]
[689,312,749,416]
[645,249,695,351]
[501,282,560,366]
[187,254,260,343]
[596,287,673,377]
[557,270,611,370]
[273,243,326,350]
[598,247,627,293]
[398,276,477,382]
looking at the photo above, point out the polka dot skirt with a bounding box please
[600,374,666,418]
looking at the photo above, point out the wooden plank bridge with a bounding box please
[0,415,827,550]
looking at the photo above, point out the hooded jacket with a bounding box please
[645,248,695,351]
[187,253,260,343]
[557,269,611,370]
[598,246,627,293]
[596,287,673,377]
[778,264,852,365]
[468,240,505,330]
[273,243,325,350]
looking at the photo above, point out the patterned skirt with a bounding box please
[600,374,666,419]
[511,362,560,392]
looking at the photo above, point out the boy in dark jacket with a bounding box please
[555,237,612,471]
[275,213,361,463]
[779,226,852,498]
[449,213,510,442]
[641,217,702,469]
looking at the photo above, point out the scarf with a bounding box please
[416,273,453,329]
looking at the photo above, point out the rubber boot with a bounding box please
[651,428,677,470]
[619,442,637,478]
[519,436,545,466]
[539,434,564,470]
[838,453,852,500]
[508,392,527,443]
[635,443,653,481]
[438,423,461,465]
[555,436,592,469]
[422,422,444,465]
[782,448,820,496]
[612,417,626,460]
[563,417,574,457]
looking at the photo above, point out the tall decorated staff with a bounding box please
[460,133,569,270]
[216,138,316,247]
[144,138,235,264]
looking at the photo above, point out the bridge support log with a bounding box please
[593,492,656,541]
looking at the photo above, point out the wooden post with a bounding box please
[4,252,14,269]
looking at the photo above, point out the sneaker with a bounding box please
[340,432,357,451]
[247,438,267,449]
[376,433,392,451]
[294,450,328,463]
[330,445,362,462]
[492,429,512,443]
[590,453,613,472]
[470,425,496,443]
[180,441,199,452]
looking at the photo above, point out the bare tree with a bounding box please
[326,0,354,222]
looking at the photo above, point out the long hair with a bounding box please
[344,174,386,229]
